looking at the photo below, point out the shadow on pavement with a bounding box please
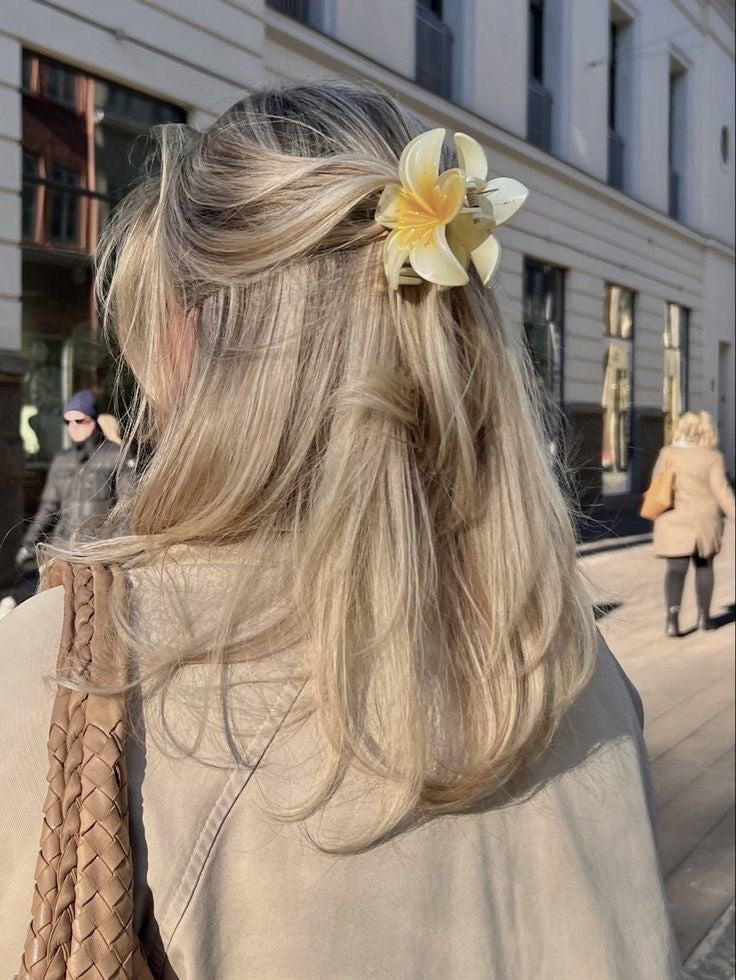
[711,604,736,631]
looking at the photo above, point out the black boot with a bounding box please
[697,608,713,631]
[666,606,680,637]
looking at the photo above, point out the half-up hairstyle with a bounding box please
[48,81,596,851]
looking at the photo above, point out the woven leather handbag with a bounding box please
[640,453,675,521]
[19,561,153,980]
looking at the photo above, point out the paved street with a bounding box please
[580,529,735,971]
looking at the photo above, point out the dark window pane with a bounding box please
[48,165,81,245]
[523,257,564,404]
[529,0,544,83]
[22,153,39,241]
[22,52,34,93]
[609,21,618,131]
[42,62,77,108]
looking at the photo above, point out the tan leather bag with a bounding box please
[640,454,675,521]
[19,561,153,980]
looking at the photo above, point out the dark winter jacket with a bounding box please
[23,431,134,549]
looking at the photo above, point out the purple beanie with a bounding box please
[64,389,99,419]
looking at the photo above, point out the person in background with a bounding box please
[651,410,735,636]
[15,388,132,569]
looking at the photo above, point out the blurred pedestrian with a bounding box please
[650,410,735,636]
[0,84,680,978]
[14,388,132,571]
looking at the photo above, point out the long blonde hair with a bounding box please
[673,410,718,449]
[49,82,595,848]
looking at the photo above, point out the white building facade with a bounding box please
[0,0,734,581]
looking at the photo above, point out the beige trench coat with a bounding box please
[651,446,735,558]
[0,551,680,979]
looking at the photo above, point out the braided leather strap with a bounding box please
[19,562,153,980]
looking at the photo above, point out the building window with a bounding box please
[608,6,634,192]
[20,51,186,468]
[607,20,624,189]
[523,258,564,404]
[668,59,687,220]
[415,1,454,100]
[601,285,634,494]
[663,302,689,444]
[527,0,553,151]
[265,0,312,24]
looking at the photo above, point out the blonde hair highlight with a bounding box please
[673,410,718,449]
[47,82,595,850]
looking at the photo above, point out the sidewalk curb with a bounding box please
[576,533,653,558]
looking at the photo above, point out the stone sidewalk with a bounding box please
[580,529,735,970]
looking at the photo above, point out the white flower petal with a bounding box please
[448,212,491,256]
[383,230,412,290]
[446,221,470,270]
[399,128,446,205]
[454,132,488,183]
[470,235,501,286]
[375,184,404,228]
[481,178,529,228]
[409,226,469,288]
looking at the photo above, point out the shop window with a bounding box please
[523,258,564,405]
[601,284,634,494]
[664,302,689,444]
[20,51,186,472]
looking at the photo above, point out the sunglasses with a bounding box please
[64,416,95,426]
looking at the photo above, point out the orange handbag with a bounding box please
[640,457,675,520]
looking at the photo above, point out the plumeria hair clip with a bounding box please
[374,128,528,290]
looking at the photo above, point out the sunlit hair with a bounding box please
[44,82,595,850]
[673,410,718,449]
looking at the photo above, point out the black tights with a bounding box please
[665,554,714,611]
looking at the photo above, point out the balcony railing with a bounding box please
[415,5,453,100]
[527,79,553,152]
[266,0,311,24]
[668,169,680,220]
[608,130,625,191]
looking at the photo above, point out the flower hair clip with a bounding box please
[374,128,528,290]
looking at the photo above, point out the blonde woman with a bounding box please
[0,85,679,977]
[652,410,735,636]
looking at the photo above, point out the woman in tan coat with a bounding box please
[651,410,735,636]
[0,84,680,978]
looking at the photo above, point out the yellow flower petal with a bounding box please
[434,169,466,224]
[470,235,501,286]
[399,128,446,207]
[480,178,529,228]
[375,184,404,229]
[409,225,469,288]
[383,229,412,290]
[454,132,488,183]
